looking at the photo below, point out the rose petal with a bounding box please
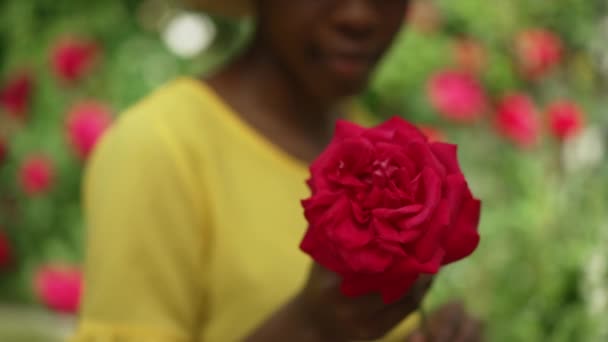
[379,116,428,144]
[373,218,402,242]
[380,274,418,304]
[335,120,366,140]
[413,200,450,262]
[336,139,374,170]
[362,126,396,143]
[430,142,462,175]
[376,239,407,256]
[442,196,481,264]
[328,173,367,188]
[394,249,444,274]
[330,218,374,249]
[443,174,468,222]
[341,270,419,304]
[301,225,347,274]
[308,144,338,193]
[391,170,414,197]
[402,167,442,228]
[382,189,403,208]
[406,142,446,178]
[363,186,384,208]
[341,246,394,273]
[374,218,424,244]
[373,204,424,220]
[351,201,371,224]
[389,150,417,177]
[302,191,341,225]
[398,229,425,244]
[326,139,374,188]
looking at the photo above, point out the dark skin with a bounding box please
[208,0,406,163]
[206,0,483,341]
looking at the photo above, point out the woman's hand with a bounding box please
[245,263,433,342]
[406,301,484,342]
[295,263,433,341]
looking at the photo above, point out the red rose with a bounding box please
[453,38,487,74]
[495,94,541,148]
[301,117,481,303]
[66,101,113,159]
[427,70,487,123]
[0,230,12,270]
[51,37,99,84]
[35,265,82,314]
[0,72,34,118]
[515,29,563,80]
[20,155,55,196]
[546,100,585,141]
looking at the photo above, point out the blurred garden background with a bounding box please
[1,0,608,341]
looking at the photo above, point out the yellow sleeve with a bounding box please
[71,111,208,342]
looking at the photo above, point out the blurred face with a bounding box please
[255,0,409,103]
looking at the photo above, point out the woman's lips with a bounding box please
[325,54,374,80]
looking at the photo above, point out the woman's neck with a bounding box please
[206,45,348,163]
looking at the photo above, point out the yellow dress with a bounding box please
[70,78,418,341]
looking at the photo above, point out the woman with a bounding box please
[71,0,482,341]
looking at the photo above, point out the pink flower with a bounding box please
[0,72,34,118]
[495,94,541,148]
[427,69,488,122]
[546,100,585,141]
[0,230,12,270]
[51,37,100,84]
[20,155,55,196]
[35,265,82,314]
[453,38,487,75]
[515,29,563,80]
[66,101,113,159]
[418,125,446,142]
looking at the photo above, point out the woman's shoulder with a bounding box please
[87,78,218,180]
[97,77,228,160]
[120,77,220,135]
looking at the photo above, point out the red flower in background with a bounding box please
[20,155,55,196]
[418,125,446,142]
[35,265,82,314]
[0,231,12,270]
[0,136,7,166]
[495,94,541,148]
[515,29,563,80]
[66,101,113,159]
[51,37,100,84]
[546,100,585,141]
[453,38,487,74]
[0,72,34,118]
[427,69,488,122]
[301,118,481,303]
